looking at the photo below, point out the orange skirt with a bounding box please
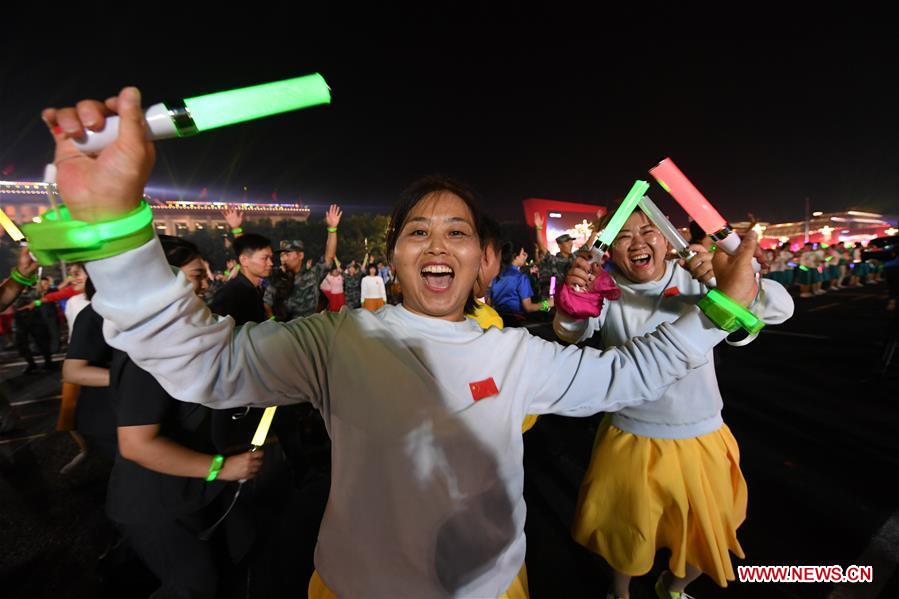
[572,420,747,587]
[362,298,385,311]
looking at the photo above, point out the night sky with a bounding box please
[2,32,897,227]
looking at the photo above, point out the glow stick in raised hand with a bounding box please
[649,158,760,272]
[590,179,650,257]
[569,180,648,293]
[638,195,717,287]
[73,73,331,154]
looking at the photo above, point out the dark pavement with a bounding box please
[1,282,897,598]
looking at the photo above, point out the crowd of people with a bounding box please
[0,84,891,598]
[763,241,885,298]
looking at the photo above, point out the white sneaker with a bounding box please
[59,450,87,475]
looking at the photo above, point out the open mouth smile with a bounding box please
[420,263,455,292]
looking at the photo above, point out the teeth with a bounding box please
[631,254,650,261]
[422,265,454,274]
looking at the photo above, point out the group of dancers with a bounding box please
[9,84,802,599]
[764,241,883,298]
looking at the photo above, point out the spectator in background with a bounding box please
[320,266,346,312]
[489,243,552,327]
[264,205,342,321]
[361,264,387,311]
[343,260,366,310]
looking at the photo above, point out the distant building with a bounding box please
[148,199,310,235]
[0,181,310,238]
[732,211,897,249]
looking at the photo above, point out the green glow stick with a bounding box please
[594,180,650,251]
[74,73,331,154]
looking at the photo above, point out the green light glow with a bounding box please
[656,178,671,193]
[184,73,331,132]
[597,180,650,247]
[704,289,765,335]
[799,265,809,271]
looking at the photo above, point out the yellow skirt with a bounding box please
[571,419,747,587]
[308,564,529,599]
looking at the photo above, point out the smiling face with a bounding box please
[68,264,87,293]
[609,211,669,283]
[391,191,483,321]
[180,257,209,297]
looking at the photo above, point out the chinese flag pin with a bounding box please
[469,377,499,401]
[663,286,680,297]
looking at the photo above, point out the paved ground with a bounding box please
[1,282,897,598]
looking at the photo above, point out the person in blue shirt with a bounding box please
[488,243,554,327]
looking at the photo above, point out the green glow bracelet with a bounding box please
[540,299,550,312]
[33,299,42,307]
[21,201,155,265]
[9,268,38,287]
[206,454,225,482]
[697,289,765,335]
[231,227,244,236]
[327,227,338,233]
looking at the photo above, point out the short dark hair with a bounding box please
[386,175,484,260]
[480,215,503,254]
[233,233,271,258]
[688,220,706,245]
[500,241,518,268]
[159,235,203,268]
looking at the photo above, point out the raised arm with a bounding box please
[43,88,335,411]
[533,211,549,255]
[323,204,342,266]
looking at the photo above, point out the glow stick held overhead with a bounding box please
[649,157,760,273]
[568,180,648,294]
[589,179,650,257]
[73,73,331,154]
[638,195,717,287]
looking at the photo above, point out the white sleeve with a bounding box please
[752,278,795,325]
[87,238,337,410]
[552,309,599,344]
[526,308,726,416]
[378,278,387,301]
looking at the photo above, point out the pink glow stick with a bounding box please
[649,158,727,234]
[649,157,759,272]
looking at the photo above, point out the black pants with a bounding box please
[119,513,218,599]
[14,313,51,367]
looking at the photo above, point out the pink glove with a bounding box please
[555,269,620,319]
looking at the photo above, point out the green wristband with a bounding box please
[206,454,224,482]
[697,289,765,335]
[21,201,155,265]
[33,299,42,307]
[540,299,550,312]
[327,227,338,233]
[231,227,244,235]
[9,268,38,287]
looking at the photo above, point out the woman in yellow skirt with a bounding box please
[554,208,795,598]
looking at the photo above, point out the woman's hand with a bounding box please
[218,449,264,481]
[42,87,156,223]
